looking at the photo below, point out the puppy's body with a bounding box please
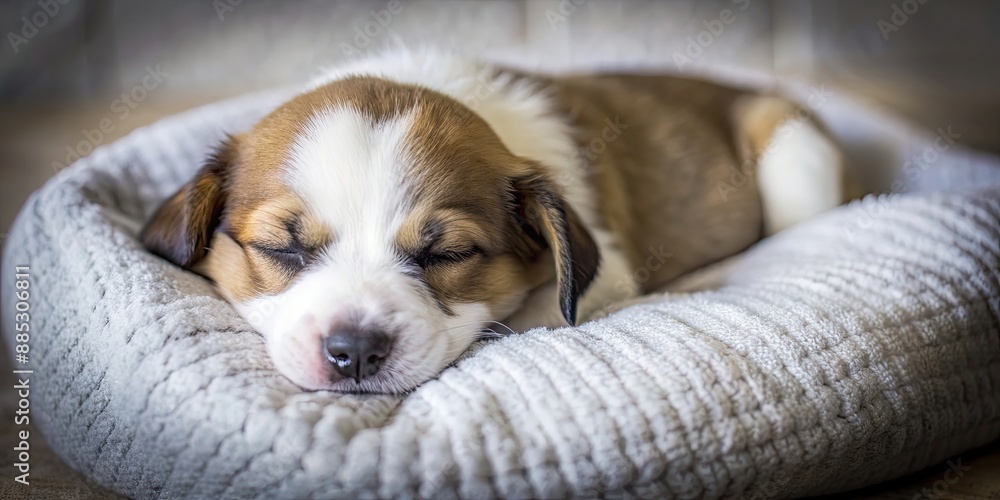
[142,50,848,393]
[510,74,776,328]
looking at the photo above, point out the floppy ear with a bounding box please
[140,137,238,269]
[512,172,600,325]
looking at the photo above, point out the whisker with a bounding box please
[476,328,504,340]
[482,320,517,336]
[426,320,520,348]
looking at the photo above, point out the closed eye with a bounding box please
[253,245,306,270]
[415,246,484,268]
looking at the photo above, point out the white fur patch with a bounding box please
[291,107,414,245]
[757,120,843,234]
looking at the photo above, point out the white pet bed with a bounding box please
[2,86,999,499]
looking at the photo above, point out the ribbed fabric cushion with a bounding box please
[2,88,999,499]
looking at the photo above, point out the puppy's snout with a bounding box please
[323,328,393,382]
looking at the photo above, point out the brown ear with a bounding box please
[512,172,600,325]
[140,137,238,269]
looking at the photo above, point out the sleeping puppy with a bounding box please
[141,50,853,393]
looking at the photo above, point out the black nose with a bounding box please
[323,329,392,382]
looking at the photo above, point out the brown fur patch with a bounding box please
[387,85,602,321]
[140,139,234,268]
[545,74,766,290]
[193,232,254,300]
[391,99,553,318]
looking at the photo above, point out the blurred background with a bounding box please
[1,0,998,497]
[1,0,1000,233]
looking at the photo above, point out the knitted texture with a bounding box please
[2,90,999,499]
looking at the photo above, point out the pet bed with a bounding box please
[3,86,999,499]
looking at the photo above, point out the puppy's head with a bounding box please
[141,77,598,393]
